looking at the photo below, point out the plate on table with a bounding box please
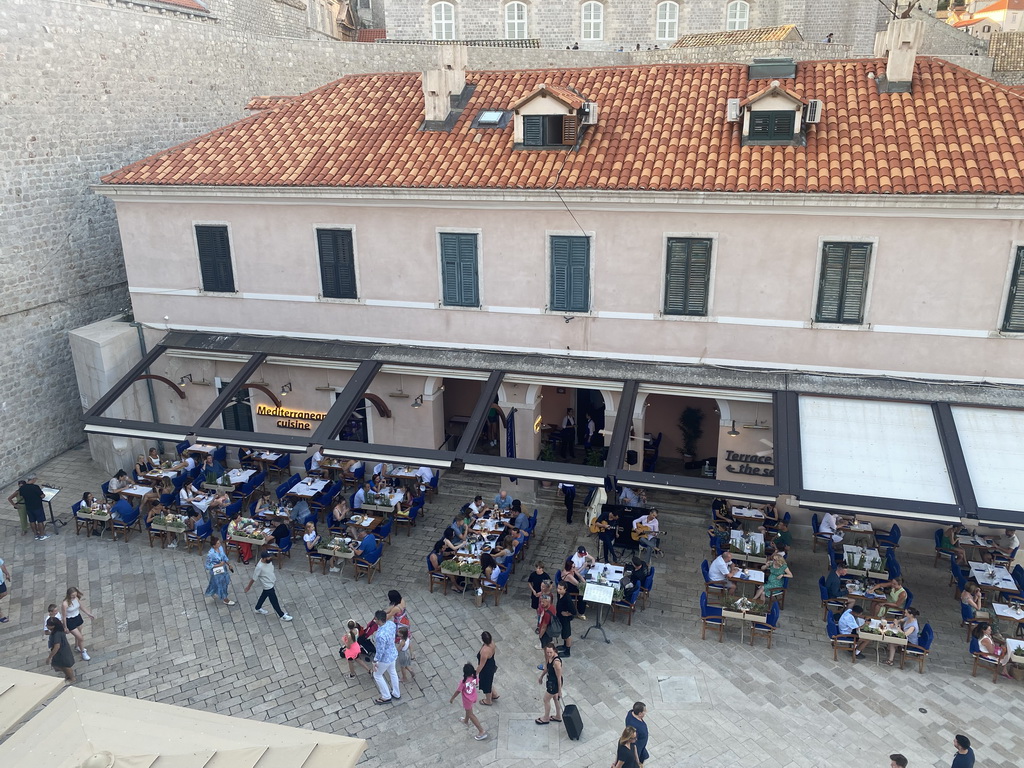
[350,515,362,524]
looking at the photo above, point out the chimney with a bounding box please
[873,18,924,93]
[422,45,467,125]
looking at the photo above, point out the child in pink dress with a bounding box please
[449,663,488,740]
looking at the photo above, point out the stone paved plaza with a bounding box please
[1,444,1022,767]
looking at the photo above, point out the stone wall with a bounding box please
[912,6,987,55]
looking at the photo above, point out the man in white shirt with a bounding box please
[584,413,596,449]
[352,482,368,510]
[837,606,869,655]
[707,552,738,594]
[992,529,1020,559]
[571,546,589,570]
[619,485,641,507]
[819,512,845,544]
[310,449,324,473]
[244,551,293,621]
[415,466,434,485]
[494,490,513,511]
[633,510,662,561]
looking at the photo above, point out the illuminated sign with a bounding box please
[256,404,326,431]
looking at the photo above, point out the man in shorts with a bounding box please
[20,475,48,541]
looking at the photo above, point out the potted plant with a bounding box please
[678,407,704,460]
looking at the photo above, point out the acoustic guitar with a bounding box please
[631,524,653,542]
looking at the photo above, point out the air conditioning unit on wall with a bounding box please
[804,99,823,124]
[726,98,742,122]
[582,102,599,125]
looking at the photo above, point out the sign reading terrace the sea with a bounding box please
[256,404,326,431]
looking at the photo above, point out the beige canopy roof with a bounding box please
[0,666,65,739]
[0,666,365,768]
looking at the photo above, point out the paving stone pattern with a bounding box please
[1,444,1022,767]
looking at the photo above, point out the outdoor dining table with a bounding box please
[225,468,256,485]
[316,536,355,561]
[385,465,420,480]
[286,477,329,499]
[968,561,1018,594]
[857,618,908,664]
[189,493,216,515]
[731,507,764,530]
[843,545,888,580]
[183,443,217,457]
[442,551,485,606]
[151,518,188,548]
[251,452,283,471]
[360,489,405,514]
[77,507,111,535]
[845,582,888,609]
[348,513,384,533]
[119,484,151,501]
[720,605,770,644]
[470,516,510,535]
[729,531,766,564]
[142,469,178,483]
[957,534,995,557]
[992,603,1024,637]
[728,567,765,595]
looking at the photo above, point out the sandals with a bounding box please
[884,660,894,666]
[535,718,549,725]
[480,700,492,706]
[374,698,390,705]
[550,717,562,722]
[491,694,500,700]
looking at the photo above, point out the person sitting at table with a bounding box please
[570,546,589,571]
[490,535,515,569]
[440,526,463,557]
[353,529,379,561]
[170,453,197,475]
[818,511,847,544]
[144,500,167,527]
[230,512,260,564]
[708,551,738,595]
[633,510,663,560]
[302,521,322,552]
[973,622,1013,677]
[754,553,793,602]
[838,605,870,656]
[288,498,311,524]
[707,521,730,555]
[941,524,968,566]
[513,503,531,532]
[769,519,793,551]
[480,553,503,586]
[352,482,369,510]
[468,495,487,518]
[712,498,739,530]
[494,490,513,511]
[309,449,325,476]
[254,491,275,518]
[134,454,151,481]
[329,498,350,529]
[623,557,649,602]
[208,490,231,515]
[106,469,130,501]
[873,576,908,617]
[238,446,259,469]
[415,466,433,485]
[147,447,162,469]
[450,515,470,542]
[73,492,95,516]
[961,582,987,620]
[109,498,134,523]
[179,480,202,508]
[200,454,226,483]
[825,562,854,609]
[759,502,780,531]
[886,607,920,666]
[270,519,290,547]
[988,529,1021,562]
[560,559,583,591]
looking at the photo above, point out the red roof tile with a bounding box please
[101,58,1024,195]
[245,96,298,111]
[152,0,209,12]
[976,0,1024,12]
[356,28,387,42]
[512,84,587,110]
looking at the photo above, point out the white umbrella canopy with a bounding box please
[0,666,65,739]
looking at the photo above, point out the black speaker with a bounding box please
[626,450,638,466]
[450,458,465,473]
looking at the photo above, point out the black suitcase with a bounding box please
[562,704,583,740]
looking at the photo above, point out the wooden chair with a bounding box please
[307,550,330,575]
[610,589,641,626]
[427,556,448,594]
[481,569,510,606]
[700,593,724,642]
[900,624,934,673]
[111,509,142,543]
[147,524,166,549]
[73,505,90,536]
[186,520,211,553]
[750,604,780,648]
[352,551,382,583]
[970,637,1002,682]
[639,568,655,611]
[827,613,857,663]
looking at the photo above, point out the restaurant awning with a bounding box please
[0,666,366,768]
[78,330,1024,525]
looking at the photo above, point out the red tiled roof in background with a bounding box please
[152,0,209,12]
[672,24,801,49]
[739,81,805,107]
[101,58,1024,195]
[245,96,298,111]
[953,18,986,27]
[975,0,1024,13]
[512,84,587,110]
[356,28,387,42]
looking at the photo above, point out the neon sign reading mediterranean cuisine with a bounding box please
[256,404,326,431]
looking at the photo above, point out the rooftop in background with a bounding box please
[974,0,1024,13]
[672,24,803,49]
[101,58,1024,195]
[245,95,297,111]
[356,28,387,42]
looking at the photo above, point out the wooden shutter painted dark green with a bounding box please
[195,225,235,293]
[664,238,711,315]
[221,388,254,432]
[523,115,543,145]
[749,110,795,141]
[440,233,479,307]
[316,229,357,299]
[550,235,589,312]
[1003,247,1024,332]
[816,242,872,324]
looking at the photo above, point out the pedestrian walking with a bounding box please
[244,551,293,621]
[625,702,650,764]
[341,620,372,678]
[535,643,563,725]
[889,755,908,768]
[951,735,975,768]
[371,609,401,704]
[613,726,641,768]
[558,481,576,524]
[386,589,410,628]
[397,626,415,682]
[46,617,76,683]
[61,587,94,661]
[450,662,488,740]
[0,557,10,622]
[20,475,49,540]
[42,604,61,636]
[7,480,29,536]
[476,631,499,705]
[204,535,236,606]
[555,582,577,657]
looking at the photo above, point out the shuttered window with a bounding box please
[316,229,358,299]
[1003,246,1024,332]
[522,114,575,146]
[749,110,796,141]
[195,225,235,293]
[816,242,872,324]
[664,238,712,316]
[550,235,590,312]
[220,387,254,432]
[440,233,479,307]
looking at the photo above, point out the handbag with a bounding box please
[548,612,563,637]
[212,565,227,575]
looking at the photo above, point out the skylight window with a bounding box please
[472,109,511,129]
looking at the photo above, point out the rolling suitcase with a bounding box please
[562,703,583,740]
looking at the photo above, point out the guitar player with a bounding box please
[592,508,622,563]
[632,509,663,563]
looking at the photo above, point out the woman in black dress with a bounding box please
[613,727,640,768]
[475,631,500,705]
[46,617,76,683]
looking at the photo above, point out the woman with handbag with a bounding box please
[204,535,236,606]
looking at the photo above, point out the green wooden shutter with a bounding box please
[221,388,253,432]
[750,113,771,139]
[816,242,871,324]
[523,115,543,145]
[440,233,478,307]
[665,238,711,315]
[1003,247,1024,332]
[772,111,795,139]
[317,229,357,299]
[195,226,235,293]
[550,236,589,312]
[749,111,795,141]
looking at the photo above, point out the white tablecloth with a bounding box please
[288,478,329,498]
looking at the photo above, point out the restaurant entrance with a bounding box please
[336,393,369,443]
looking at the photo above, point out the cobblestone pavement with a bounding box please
[1,444,1021,768]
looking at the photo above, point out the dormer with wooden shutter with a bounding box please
[511,84,590,150]
[735,79,809,147]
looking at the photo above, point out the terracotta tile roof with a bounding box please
[245,96,298,111]
[152,0,209,12]
[990,31,1024,69]
[356,28,387,42]
[739,81,805,107]
[101,58,1024,195]
[512,84,587,110]
[672,24,801,49]
[953,17,986,27]
[976,0,1024,12]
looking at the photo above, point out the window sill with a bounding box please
[659,312,713,322]
[317,295,361,305]
[198,289,239,297]
[810,321,872,332]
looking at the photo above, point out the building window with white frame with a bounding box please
[581,1,604,41]
[656,1,679,41]
[432,1,455,40]
[1002,246,1024,332]
[816,242,872,324]
[505,1,527,39]
[726,0,749,31]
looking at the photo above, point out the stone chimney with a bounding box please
[873,18,924,93]
[422,45,468,125]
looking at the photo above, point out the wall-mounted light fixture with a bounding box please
[280,382,292,397]
[727,420,740,437]
[411,395,424,408]
[178,374,193,386]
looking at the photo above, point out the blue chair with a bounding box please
[111,501,141,542]
[970,636,1002,682]
[1013,564,1024,593]
[875,523,902,549]
[101,480,116,502]
[268,453,291,482]
[708,529,724,558]
[700,592,725,641]
[427,470,439,498]
[353,463,366,483]
[826,539,840,570]
[72,502,91,536]
[176,440,191,457]
[701,560,728,602]
[902,623,934,672]
[483,567,511,605]
[885,548,901,581]
[818,576,848,621]
[611,587,641,625]
[353,541,382,583]
[238,448,257,469]
[172,474,187,493]
[994,545,1020,567]
[427,554,448,594]
[827,611,858,662]
[886,587,912,619]
[640,567,655,610]
[275,478,296,502]
[811,513,832,552]
[212,445,226,465]
[934,528,957,567]
[186,519,211,552]
[375,518,394,545]
[961,602,984,640]
[751,602,781,648]
[529,509,538,534]
[304,456,325,477]
[782,510,791,525]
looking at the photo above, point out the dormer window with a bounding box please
[749,111,795,142]
[733,79,811,147]
[511,84,592,150]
